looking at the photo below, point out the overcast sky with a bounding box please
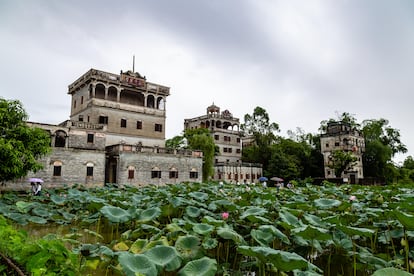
[1,0,413,163]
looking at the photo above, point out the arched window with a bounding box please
[128,166,135,179]
[151,167,161,178]
[157,97,165,110]
[86,162,94,177]
[54,130,66,147]
[190,168,198,179]
[53,161,62,176]
[147,95,155,108]
[169,167,178,179]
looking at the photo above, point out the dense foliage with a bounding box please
[0,98,51,183]
[1,182,414,275]
[166,128,217,181]
[0,215,79,275]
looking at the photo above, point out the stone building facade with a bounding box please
[320,122,365,183]
[184,104,262,183]
[8,68,203,190]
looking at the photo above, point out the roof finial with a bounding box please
[132,55,135,73]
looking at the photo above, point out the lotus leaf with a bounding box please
[314,198,342,209]
[28,215,48,224]
[394,210,414,230]
[118,252,157,276]
[217,226,245,244]
[130,239,148,254]
[186,206,201,218]
[237,246,309,272]
[337,225,375,238]
[138,207,161,222]
[113,241,129,251]
[178,256,217,276]
[291,225,331,241]
[202,237,218,250]
[251,229,275,246]
[193,223,214,235]
[145,237,170,251]
[100,205,131,223]
[258,225,290,244]
[166,223,187,234]
[279,209,302,229]
[188,192,209,201]
[32,207,52,218]
[16,201,37,213]
[140,224,161,233]
[240,207,267,219]
[202,215,225,226]
[7,212,28,225]
[50,195,66,205]
[372,267,414,276]
[143,245,182,272]
[175,235,202,260]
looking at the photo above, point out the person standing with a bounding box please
[31,182,37,195]
[35,182,42,196]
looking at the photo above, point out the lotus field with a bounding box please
[1,181,414,275]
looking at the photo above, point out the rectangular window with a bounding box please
[128,170,134,179]
[87,167,93,176]
[236,149,241,154]
[136,121,142,129]
[228,148,232,153]
[155,124,163,132]
[169,171,178,178]
[214,135,219,140]
[121,119,127,128]
[335,142,340,146]
[87,133,94,143]
[189,171,198,179]
[53,166,61,176]
[79,115,84,122]
[99,116,108,124]
[236,137,241,143]
[151,171,161,178]
[224,136,230,142]
[223,148,228,153]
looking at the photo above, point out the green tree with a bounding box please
[362,119,407,180]
[0,98,51,183]
[240,107,279,172]
[183,128,216,182]
[327,150,358,177]
[165,135,187,149]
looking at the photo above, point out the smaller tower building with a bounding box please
[320,122,365,184]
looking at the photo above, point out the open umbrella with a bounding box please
[271,177,284,182]
[28,177,43,183]
[258,176,268,182]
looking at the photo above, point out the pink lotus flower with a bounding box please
[349,195,357,201]
[221,212,229,220]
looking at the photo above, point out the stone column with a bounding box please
[117,87,121,102]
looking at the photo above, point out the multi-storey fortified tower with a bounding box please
[184,103,242,163]
[184,104,262,183]
[68,69,169,147]
[320,121,365,184]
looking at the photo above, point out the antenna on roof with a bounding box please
[132,55,135,73]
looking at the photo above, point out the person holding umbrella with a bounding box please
[28,178,43,196]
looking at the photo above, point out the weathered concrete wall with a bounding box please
[4,148,106,191]
[117,151,203,186]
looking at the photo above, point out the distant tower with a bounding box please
[68,69,170,147]
[184,104,262,183]
[184,103,242,163]
[320,122,365,184]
